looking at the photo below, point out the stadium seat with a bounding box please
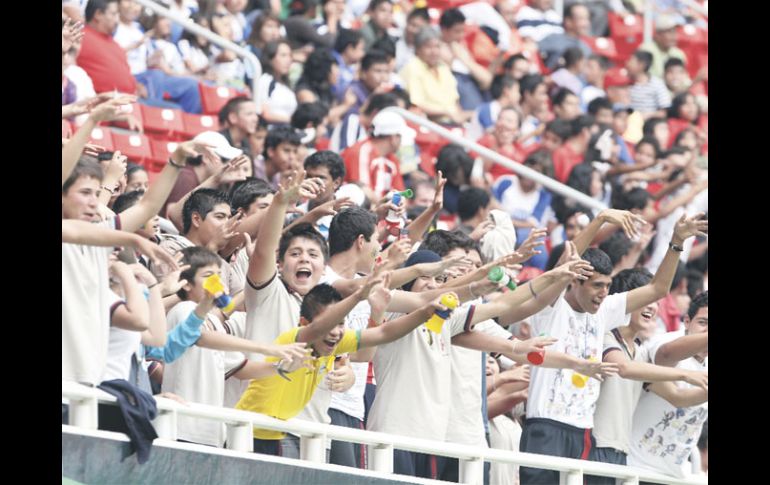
[111,131,152,164]
[147,138,180,172]
[180,112,220,139]
[199,83,242,115]
[140,105,185,140]
[88,126,115,151]
[582,36,620,62]
[607,12,643,62]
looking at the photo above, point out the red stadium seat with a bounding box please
[608,12,644,62]
[677,24,708,78]
[582,36,620,62]
[147,138,180,172]
[199,83,242,115]
[180,112,220,139]
[140,105,185,140]
[88,126,115,151]
[111,131,152,164]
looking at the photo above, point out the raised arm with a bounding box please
[246,170,323,286]
[359,295,447,348]
[109,262,150,332]
[119,140,216,233]
[647,381,708,408]
[572,209,647,255]
[196,331,309,361]
[625,212,707,314]
[604,349,708,390]
[406,172,446,242]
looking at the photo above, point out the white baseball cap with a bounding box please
[371,111,416,138]
[192,131,243,160]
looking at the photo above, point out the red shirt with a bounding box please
[77,25,136,94]
[475,134,525,182]
[342,138,405,199]
[552,142,585,183]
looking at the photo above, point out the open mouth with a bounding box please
[295,269,312,282]
[322,338,338,350]
[640,310,654,321]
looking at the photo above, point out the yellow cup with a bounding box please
[424,294,459,333]
[572,356,597,388]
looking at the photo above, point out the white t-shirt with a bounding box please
[62,217,119,385]
[177,39,210,74]
[321,265,371,421]
[161,301,246,446]
[149,38,187,75]
[526,292,630,429]
[446,315,512,447]
[494,175,543,224]
[113,21,148,75]
[628,329,708,478]
[64,64,96,126]
[593,329,651,453]
[102,290,142,382]
[256,73,298,120]
[489,414,522,485]
[367,304,475,441]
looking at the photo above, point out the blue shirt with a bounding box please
[145,311,205,363]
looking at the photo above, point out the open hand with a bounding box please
[673,212,707,242]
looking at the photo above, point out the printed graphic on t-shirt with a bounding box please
[544,316,601,421]
[637,405,707,466]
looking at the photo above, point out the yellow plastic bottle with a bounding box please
[424,294,459,333]
[202,274,236,313]
[572,356,598,388]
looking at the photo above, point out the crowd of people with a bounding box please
[62,0,708,483]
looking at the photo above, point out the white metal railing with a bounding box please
[63,381,707,485]
[133,0,261,100]
[382,107,608,212]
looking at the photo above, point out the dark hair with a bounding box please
[439,8,465,29]
[561,46,584,69]
[612,187,651,211]
[520,73,545,98]
[457,188,490,222]
[367,0,392,12]
[278,222,328,262]
[289,0,317,16]
[300,283,343,322]
[490,74,518,100]
[635,136,660,158]
[545,243,565,271]
[97,151,115,162]
[85,0,117,23]
[362,92,398,116]
[587,54,610,70]
[435,144,474,188]
[361,49,390,72]
[552,87,578,108]
[697,420,708,451]
[664,57,686,72]
[263,125,303,158]
[261,40,291,84]
[126,163,147,181]
[581,248,613,277]
[180,13,212,54]
[642,117,668,138]
[370,37,396,59]
[63,157,103,193]
[421,229,473,257]
[504,54,528,72]
[674,128,698,147]
[389,86,412,109]
[584,128,614,163]
[328,207,378,256]
[296,48,338,105]
[177,246,222,301]
[564,2,587,19]
[218,96,253,126]
[687,290,708,320]
[334,28,364,54]
[610,267,653,294]
[112,189,145,214]
[685,267,704,300]
[304,150,346,181]
[247,12,281,50]
[670,260,688,292]
[524,149,554,179]
[633,50,654,73]
[587,97,613,117]
[565,163,598,196]
[229,178,274,213]
[291,101,328,130]
[668,92,699,120]
[181,188,230,234]
[545,119,572,142]
[570,114,595,138]
[407,7,430,23]
[599,232,633,267]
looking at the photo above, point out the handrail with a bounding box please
[381,107,608,212]
[63,381,707,485]
[133,0,261,101]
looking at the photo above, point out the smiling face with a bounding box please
[631,301,659,340]
[570,272,612,314]
[280,236,326,295]
[311,314,346,356]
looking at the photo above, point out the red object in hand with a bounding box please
[527,351,545,365]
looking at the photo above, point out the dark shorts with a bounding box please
[586,447,628,485]
[393,449,439,479]
[253,435,301,459]
[328,408,366,469]
[519,418,595,485]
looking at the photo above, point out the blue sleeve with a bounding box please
[145,311,205,363]
[616,134,634,165]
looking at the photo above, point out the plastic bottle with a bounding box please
[385,193,405,238]
[424,293,459,333]
[202,274,236,313]
[572,356,598,388]
[526,333,546,365]
[488,266,517,290]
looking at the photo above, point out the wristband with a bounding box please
[668,241,684,252]
[168,157,185,169]
[273,360,292,381]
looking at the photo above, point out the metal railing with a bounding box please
[63,381,707,485]
[381,107,608,212]
[134,0,261,100]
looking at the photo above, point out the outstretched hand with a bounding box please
[673,212,708,242]
[575,360,620,383]
[599,209,648,240]
[514,336,558,355]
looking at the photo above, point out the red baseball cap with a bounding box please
[604,67,632,89]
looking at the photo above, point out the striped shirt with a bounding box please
[515,6,564,42]
[629,76,672,113]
